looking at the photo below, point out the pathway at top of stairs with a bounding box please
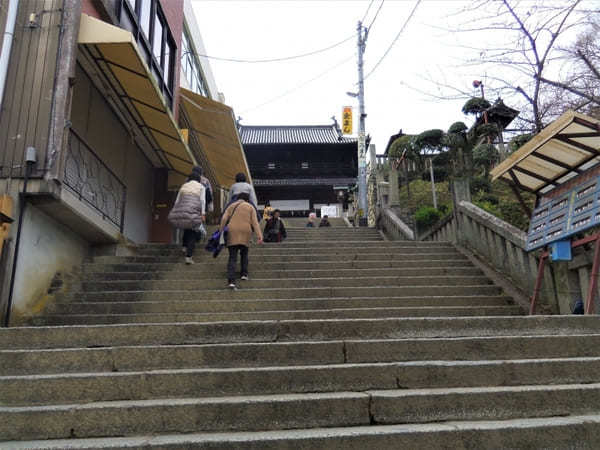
[2,226,600,448]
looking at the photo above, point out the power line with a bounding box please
[187,34,355,64]
[241,55,356,113]
[361,0,376,23]
[364,0,422,80]
[367,0,385,31]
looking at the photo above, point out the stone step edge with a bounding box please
[4,333,600,354]
[71,284,501,294]
[81,275,493,284]
[3,382,600,413]
[4,414,599,449]
[38,305,520,319]
[50,294,513,305]
[3,356,599,381]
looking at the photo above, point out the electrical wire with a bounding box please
[361,0,376,23]
[188,34,355,64]
[241,55,356,113]
[367,0,385,31]
[364,0,422,80]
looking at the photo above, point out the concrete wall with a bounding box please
[71,63,154,243]
[10,204,89,324]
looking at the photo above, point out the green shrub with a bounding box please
[470,176,492,194]
[415,206,442,230]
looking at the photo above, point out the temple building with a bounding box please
[238,123,358,216]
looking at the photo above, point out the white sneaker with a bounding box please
[228,283,237,290]
[185,257,194,265]
[241,275,249,281]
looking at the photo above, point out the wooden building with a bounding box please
[239,124,357,215]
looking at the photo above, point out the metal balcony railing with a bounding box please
[63,129,126,231]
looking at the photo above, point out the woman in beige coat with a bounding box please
[220,192,263,289]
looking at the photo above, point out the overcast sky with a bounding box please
[191,0,582,154]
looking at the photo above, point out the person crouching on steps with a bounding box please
[264,209,287,242]
[220,192,263,289]
[168,171,205,264]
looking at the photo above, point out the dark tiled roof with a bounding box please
[239,124,357,145]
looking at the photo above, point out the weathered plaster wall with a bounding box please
[10,205,89,323]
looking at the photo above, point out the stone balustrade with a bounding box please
[378,207,415,241]
[421,201,563,314]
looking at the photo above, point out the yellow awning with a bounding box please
[491,110,600,194]
[78,14,196,181]
[179,88,251,187]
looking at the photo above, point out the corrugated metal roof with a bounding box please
[239,125,357,145]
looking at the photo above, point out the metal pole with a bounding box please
[429,157,437,209]
[357,21,368,226]
[529,252,548,315]
[3,162,32,327]
[585,235,600,314]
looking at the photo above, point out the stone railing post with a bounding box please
[389,165,400,207]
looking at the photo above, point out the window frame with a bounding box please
[116,0,176,108]
[181,24,210,97]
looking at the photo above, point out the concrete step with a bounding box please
[82,259,473,273]
[4,333,600,376]
[57,284,503,302]
[3,357,599,406]
[2,383,600,440]
[47,295,511,314]
[6,415,600,449]
[134,243,452,256]
[136,240,451,249]
[92,252,467,264]
[34,305,522,325]
[79,275,494,292]
[3,316,600,351]
[82,266,484,281]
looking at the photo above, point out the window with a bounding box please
[139,0,151,37]
[152,15,163,63]
[268,163,276,170]
[181,26,210,97]
[117,0,176,107]
[301,162,309,169]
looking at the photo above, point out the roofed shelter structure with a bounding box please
[491,111,600,196]
[239,124,358,215]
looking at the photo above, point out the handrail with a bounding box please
[63,129,127,231]
[379,207,415,240]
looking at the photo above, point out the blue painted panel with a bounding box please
[526,175,600,251]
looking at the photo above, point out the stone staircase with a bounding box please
[2,226,600,448]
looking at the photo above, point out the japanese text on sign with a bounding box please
[342,106,352,135]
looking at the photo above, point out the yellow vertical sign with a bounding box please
[342,106,353,135]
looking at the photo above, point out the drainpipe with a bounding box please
[0,0,19,109]
[3,147,36,327]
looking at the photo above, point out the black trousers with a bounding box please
[182,229,201,257]
[227,245,249,283]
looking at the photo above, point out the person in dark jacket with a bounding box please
[168,171,206,264]
[319,215,332,227]
[191,166,213,213]
[264,209,287,243]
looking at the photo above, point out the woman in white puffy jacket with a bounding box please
[168,171,205,264]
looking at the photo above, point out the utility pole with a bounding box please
[429,157,437,209]
[356,21,368,226]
